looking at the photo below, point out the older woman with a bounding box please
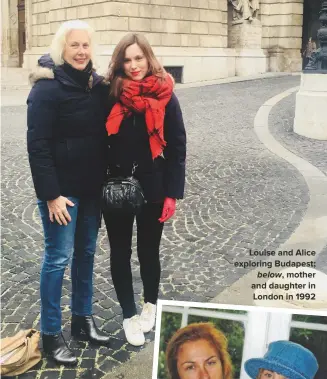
[27,20,110,365]
[244,340,319,379]
[102,33,186,346]
[166,323,233,379]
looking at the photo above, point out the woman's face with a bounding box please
[63,30,91,71]
[258,369,287,379]
[176,339,223,379]
[123,43,149,81]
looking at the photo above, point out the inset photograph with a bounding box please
[153,301,327,379]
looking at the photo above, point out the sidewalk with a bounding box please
[1,66,300,99]
[1,68,300,108]
[1,67,31,90]
[1,68,31,106]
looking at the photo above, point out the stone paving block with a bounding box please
[107,338,125,351]
[112,349,130,363]
[82,349,97,359]
[80,358,96,369]
[99,298,117,309]
[80,368,105,379]
[61,371,78,379]
[98,346,111,356]
[11,372,38,379]
[113,329,126,340]
[43,358,60,370]
[40,371,63,379]
[96,309,117,321]
[103,320,121,334]
[99,359,120,373]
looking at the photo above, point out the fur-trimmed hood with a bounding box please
[29,54,55,85]
[29,66,55,85]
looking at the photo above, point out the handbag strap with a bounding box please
[131,162,138,175]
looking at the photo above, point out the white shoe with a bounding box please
[123,315,145,346]
[139,302,156,333]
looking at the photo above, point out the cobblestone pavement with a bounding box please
[269,93,327,273]
[2,75,322,379]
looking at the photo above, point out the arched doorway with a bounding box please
[18,0,26,67]
[302,0,321,68]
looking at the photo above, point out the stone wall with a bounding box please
[261,0,303,71]
[31,0,50,47]
[24,0,239,82]
[30,0,228,48]
[2,0,306,81]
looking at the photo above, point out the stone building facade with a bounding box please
[1,0,322,83]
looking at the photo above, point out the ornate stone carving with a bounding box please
[229,0,260,22]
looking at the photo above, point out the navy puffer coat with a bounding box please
[27,55,108,201]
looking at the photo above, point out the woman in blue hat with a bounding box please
[244,340,319,379]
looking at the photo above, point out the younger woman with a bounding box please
[103,33,186,346]
[166,323,233,379]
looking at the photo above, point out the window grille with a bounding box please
[163,66,183,83]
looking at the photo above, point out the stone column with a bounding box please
[293,73,327,139]
[1,0,19,67]
[10,0,19,66]
[1,0,10,66]
[228,2,266,76]
[22,0,33,69]
[261,0,303,72]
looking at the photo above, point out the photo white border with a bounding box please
[152,300,327,379]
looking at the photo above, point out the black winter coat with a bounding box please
[107,93,186,203]
[27,55,108,201]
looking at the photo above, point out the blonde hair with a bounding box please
[166,323,233,379]
[106,33,166,99]
[256,369,276,379]
[50,20,95,66]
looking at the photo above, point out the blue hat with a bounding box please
[244,341,319,379]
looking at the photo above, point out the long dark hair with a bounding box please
[106,33,166,100]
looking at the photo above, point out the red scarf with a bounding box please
[106,74,174,159]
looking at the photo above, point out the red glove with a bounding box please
[158,197,176,223]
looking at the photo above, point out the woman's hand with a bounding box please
[47,196,75,226]
[158,197,176,223]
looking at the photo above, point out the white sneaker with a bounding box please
[123,315,145,346]
[139,302,156,333]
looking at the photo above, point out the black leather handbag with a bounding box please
[101,164,145,215]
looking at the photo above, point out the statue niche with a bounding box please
[228,0,260,22]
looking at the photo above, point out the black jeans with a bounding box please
[103,202,164,318]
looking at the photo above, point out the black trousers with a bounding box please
[103,202,164,318]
